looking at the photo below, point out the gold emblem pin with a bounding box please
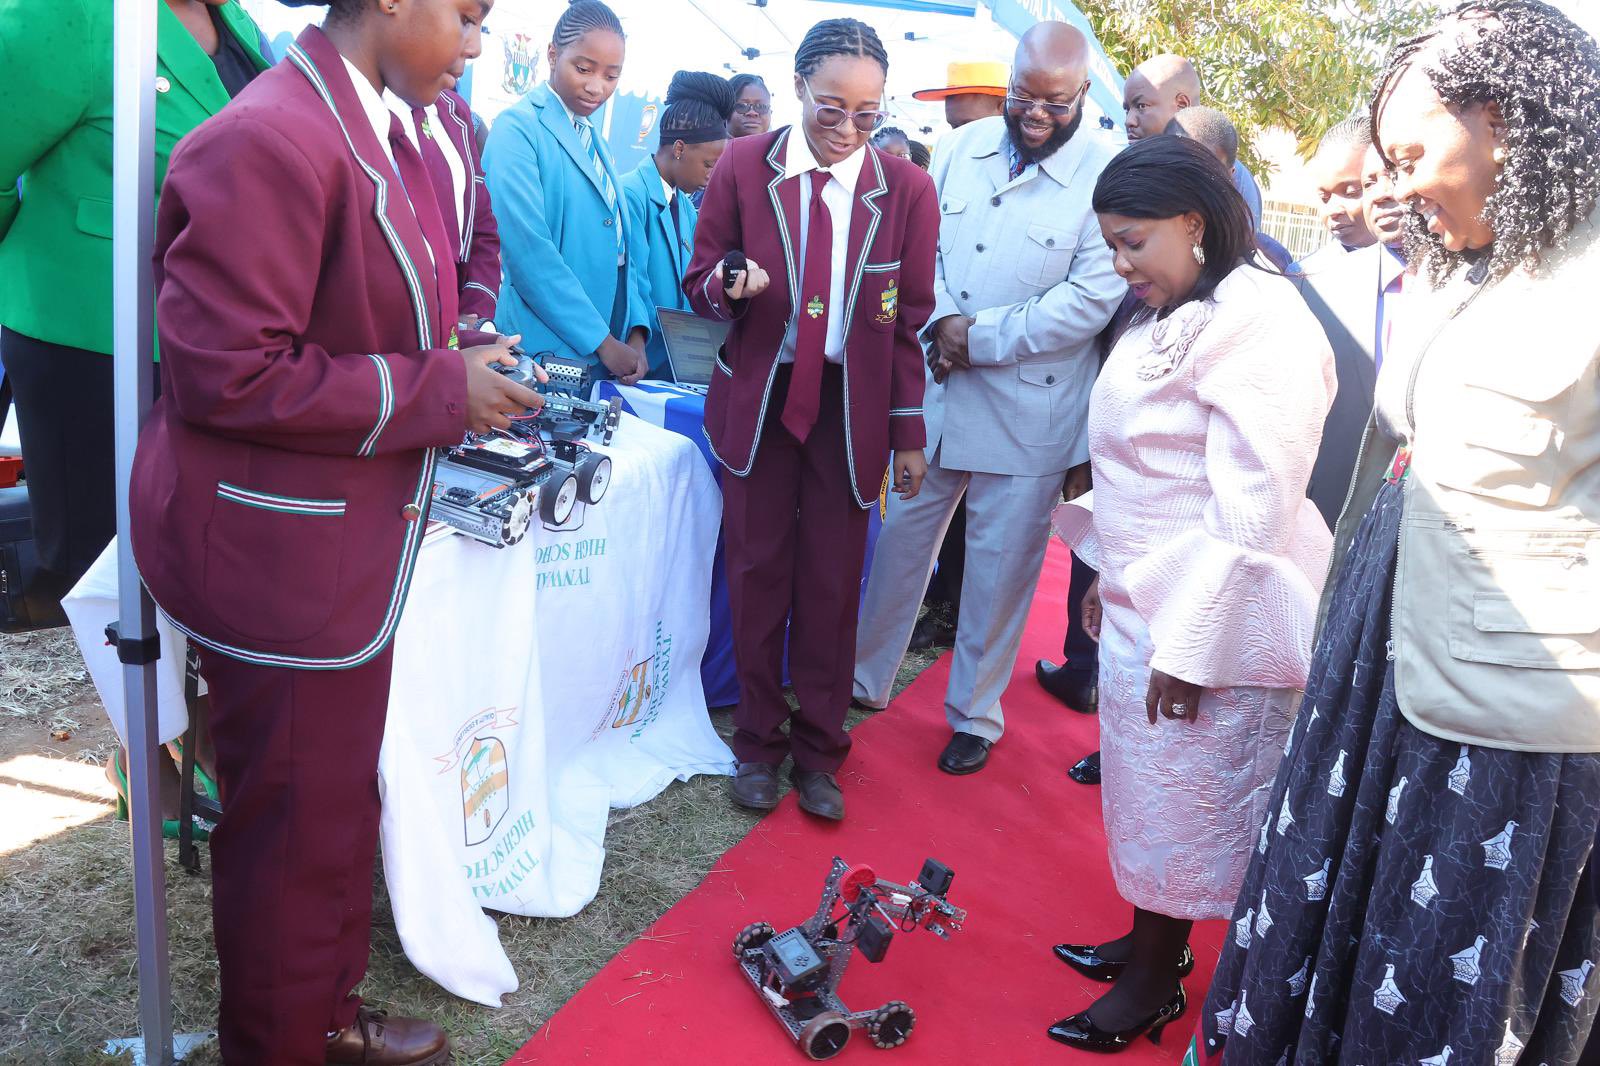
[806,296,825,319]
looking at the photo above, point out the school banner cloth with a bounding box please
[65,413,734,1004]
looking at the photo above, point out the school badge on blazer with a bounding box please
[876,279,899,324]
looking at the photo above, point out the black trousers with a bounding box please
[1062,549,1099,675]
[0,328,118,617]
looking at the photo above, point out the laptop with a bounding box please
[656,307,730,394]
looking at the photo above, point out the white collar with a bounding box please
[784,127,866,194]
[661,173,676,205]
[341,56,397,149]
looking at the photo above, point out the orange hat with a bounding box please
[911,61,1009,101]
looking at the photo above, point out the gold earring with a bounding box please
[1492,145,1508,165]
[1191,243,1206,266]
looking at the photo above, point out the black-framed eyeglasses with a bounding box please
[803,80,890,134]
[732,101,772,116]
[1004,81,1089,118]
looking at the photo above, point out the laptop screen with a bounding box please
[656,308,730,388]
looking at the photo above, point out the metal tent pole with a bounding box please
[112,0,173,1062]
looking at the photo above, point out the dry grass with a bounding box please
[0,623,942,1065]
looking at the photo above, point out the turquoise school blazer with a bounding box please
[619,155,697,375]
[483,84,650,373]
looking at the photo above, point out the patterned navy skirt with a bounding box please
[1198,477,1600,1065]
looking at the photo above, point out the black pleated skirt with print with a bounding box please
[1198,477,1600,1065]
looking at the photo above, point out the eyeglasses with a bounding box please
[1005,81,1089,118]
[732,101,771,116]
[803,80,890,134]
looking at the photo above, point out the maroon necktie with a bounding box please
[781,170,832,442]
[411,106,462,261]
[387,113,459,341]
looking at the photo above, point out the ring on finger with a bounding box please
[1168,702,1189,718]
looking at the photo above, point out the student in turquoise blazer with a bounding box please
[620,70,733,376]
[484,0,652,384]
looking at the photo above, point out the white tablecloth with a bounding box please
[65,413,734,1004]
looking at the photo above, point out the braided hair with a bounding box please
[660,71,736,144]
[728,73,769,100]
[1370,0,1600,283]
[793,18,889,78]
[553,0,623,48]
[1315,114,1372,158]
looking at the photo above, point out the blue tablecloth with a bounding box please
[597,381,884,709]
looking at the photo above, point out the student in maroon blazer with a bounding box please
[684,17,937,822]
[129,1,538,1062]
[429,87,503,327]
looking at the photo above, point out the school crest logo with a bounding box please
[875,278,899,324]
[806,295,826,319]
[460,736,509,846]
[635,103,660,145]
[502,33,536,96]
[610,656,655,729]
[432,706,520,846]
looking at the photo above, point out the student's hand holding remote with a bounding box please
[722,256,770,300]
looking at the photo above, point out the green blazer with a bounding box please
[0,0,270,355]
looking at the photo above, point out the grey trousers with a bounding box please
[853,447,1065,742]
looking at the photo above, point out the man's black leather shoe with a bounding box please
[1035,659,1098,713]
[937,733,992,775]
[1068,750,1101,785]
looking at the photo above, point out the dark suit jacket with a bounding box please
[432,90,501,322]
[683,128,939,507]
[130,26,467,669]
[1299,244,1404,525]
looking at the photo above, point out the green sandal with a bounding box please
[105,748,215,841]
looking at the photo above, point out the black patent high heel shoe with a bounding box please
[1052,941,1195,982]
[1047,985,1187,1053]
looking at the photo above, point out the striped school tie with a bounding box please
[575,117,623,257]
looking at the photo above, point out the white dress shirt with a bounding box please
[340,57,469,253]
[340,57,437,270]
[778,131,865,366]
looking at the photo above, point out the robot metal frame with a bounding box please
[732,856,965,1060]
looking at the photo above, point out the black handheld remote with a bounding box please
[722,250,748,292]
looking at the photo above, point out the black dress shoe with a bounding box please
[1051,942,1196,982]
[1046,986,1186,1053]
[908,602,958,651]
[937,733,991,775]
[1068,750,1101,785]
[1035,660,1098,713]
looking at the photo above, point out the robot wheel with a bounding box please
[799,1011,852,1060]
[867,1001,915,1049]
[732,921,774,958]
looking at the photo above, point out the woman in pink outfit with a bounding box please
[1047,136,1336,1053]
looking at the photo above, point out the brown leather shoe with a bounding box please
[791,770,844,821]
[325,1007,450,1065]
[730,761,780,810]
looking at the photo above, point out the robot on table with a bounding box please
[428,351,623,547]
[733,857,965,1061]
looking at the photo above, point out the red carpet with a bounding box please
[511,542,1225,1065]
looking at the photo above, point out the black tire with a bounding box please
[575,454,612,505]
[539,472,577,525]
[868,1001,915,1049]
[732,921,774,959]
[799,1012,851,1061]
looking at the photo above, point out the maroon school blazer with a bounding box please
[432,89,501,323]
[129,27,468,669]
[683,128,937,508]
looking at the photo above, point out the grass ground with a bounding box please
[0,626,941,1065]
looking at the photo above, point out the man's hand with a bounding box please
[891,449,927,499]
[597,335,648,386]
[1145,669,1203,725]
[462,334,544,434]
[1081,576,1102,644]
[722,257,770,300]
[1063,462,1091,502]
[932,315,973,370]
